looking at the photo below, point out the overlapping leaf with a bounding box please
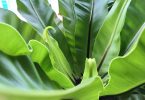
[0,23,30,55]
[120,0,145,55]
[16,0,75,77]
[58,0,108,75]
[29,39,74,88]
[0,22,75,88]
[0,22,103,99]
[92,0,131,78]
[101,23,145,96]
[1,0,145,100]
[0,8,42,43]
[0,23,61,90]
[0,76,103,100]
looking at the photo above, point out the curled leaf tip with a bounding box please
[42,26,56,42]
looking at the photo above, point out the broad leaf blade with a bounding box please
[58,0,108,75]
[0,53,41,89]
[120,0,145,55]
[0,53,59,90]
[89,0,108,57]
[0,23,29,55]
[0,23,61,90]
[16,0,54,32]
[101,23,145,96]
[16,0,75,76]
[0,77,103,100]
[29,40,74,88]
[0,8,42,43]
[92,0,131,77]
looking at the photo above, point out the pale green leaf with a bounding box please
[42,26,74,81]
[29,40,74,88]
[81,58,98,83]
[101,23,145,96]
[0,23,61,90]
[92,0,131,78]
[0,23,30,56]
[0,77,103,100]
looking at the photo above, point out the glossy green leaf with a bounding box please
[29,40,74,88]
[1,0,145,99]
[0,51,102,99]
[0,23,61,91]
[101,23,145,96]
[0,23,30,56]
[16,0,55,33]
[43,27,74,81]
[0,22,73,89]
[0,77,103,100]
[58,0,108,75]
[120,0,145,55]
[92,0,131,77]
[0,16,102,100]
[0,52,60,90]
[89,0,109,57]
[0,8,42,43]
[16,0,75,76]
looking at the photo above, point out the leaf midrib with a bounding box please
[97,0,129,71]
[29,0,46,29]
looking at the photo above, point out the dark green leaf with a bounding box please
[58,0,108,75]
[120,0,145,55]
[0,8,42,43]
[16,0,75,76]
[117,84,145,100]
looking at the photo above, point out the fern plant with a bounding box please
[0,0,145,99]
